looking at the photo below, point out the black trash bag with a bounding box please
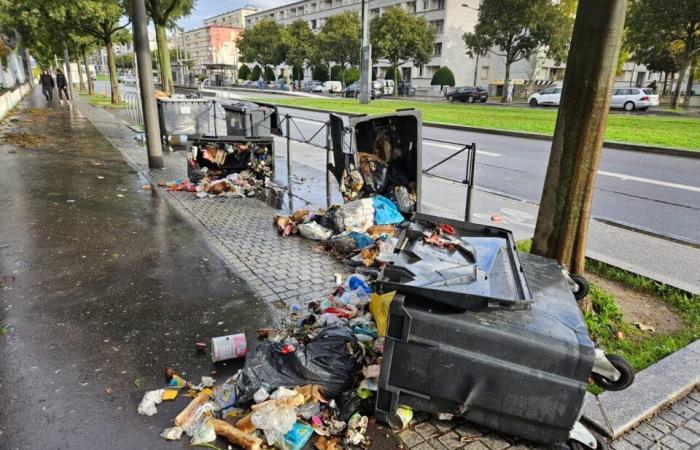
[337,390,376,422]
[235,326,360,404]
[319,205,345,235]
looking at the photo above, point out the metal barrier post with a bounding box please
[325,121,332,208]
[464,143,476,223]
[286,114,292,195]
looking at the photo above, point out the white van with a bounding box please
[322,80,342,93]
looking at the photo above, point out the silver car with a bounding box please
[610,87,659,111]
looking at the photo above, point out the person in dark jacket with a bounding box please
[55,69,69,100]
[39,70,54,102]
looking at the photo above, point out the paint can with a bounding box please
[211,333,247,362]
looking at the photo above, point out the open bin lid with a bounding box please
[329,110,422,215]
[221,101,282,137]
[376,213,533,310]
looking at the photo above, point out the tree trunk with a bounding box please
[76,57,86,92]
[501,61,511,103]
[532,0,628,281]
[83,46,94,95]
[105,41,120,103]
[393,62,398,96]
[155,22,174,93]
[685,60,695,102]
[671,63,688,108]
[662,71,668,96]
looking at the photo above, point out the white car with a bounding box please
[611,87,659,111]
[528,87,562,106]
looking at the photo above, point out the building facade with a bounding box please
[204,6,258,28]
[170,26,243,75]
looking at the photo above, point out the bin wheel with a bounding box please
[567,430,609,450]
[592,354,635,391]
[570,273,589,300]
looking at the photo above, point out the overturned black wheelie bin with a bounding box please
[327,110,634,450]
[156,98,214,150]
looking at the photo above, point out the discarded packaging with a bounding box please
[211,333,248,362]
[137,389,164,416]
[160,426,183,441]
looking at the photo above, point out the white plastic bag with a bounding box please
[298,222,333,241]
[137,389,164,416]
[342,199,375,233]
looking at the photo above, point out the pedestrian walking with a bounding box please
[506,81,514,103]
[56,69,70,101]
[39,69,55,102]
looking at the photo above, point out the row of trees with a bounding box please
[0,0,194,104]
[625,0,699,108]
[238,7,436,93]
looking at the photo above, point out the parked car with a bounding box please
[446,86,488,103]
[528,87,562,106]
[611,87,659,111]
[322,80,343,93]
[243,80,256,87]
[302,81,323,92]
[380,79,395,96]
[342,81,383,99]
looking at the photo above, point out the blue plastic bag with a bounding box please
[347,231,375,249]
[348,274,372,294]
[373,195,404,225]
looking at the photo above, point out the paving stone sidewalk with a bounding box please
[73,95,698,450]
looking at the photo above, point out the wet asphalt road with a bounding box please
[0,92,271,449]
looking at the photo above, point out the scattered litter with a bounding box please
[142,184,151,190]
[634,322,656,332]
[137,389,164,416]
[4,132,46,148]
[162,389,179,401]
[211,333,248,362]
[160,426,183,441]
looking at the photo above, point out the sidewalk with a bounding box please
[73,91,700,450]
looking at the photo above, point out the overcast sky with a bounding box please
[177,0,288,30]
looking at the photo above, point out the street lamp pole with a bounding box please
[132,0,164,169]
[358,0,371,104]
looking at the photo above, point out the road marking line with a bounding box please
[423,141,501,157]
[598,170,700,193]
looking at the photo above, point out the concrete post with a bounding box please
[358,0,371,104]
[132,0,164,169]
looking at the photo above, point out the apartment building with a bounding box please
[170,26,243,75]
[245,0,482,87]
[204,6,258,28]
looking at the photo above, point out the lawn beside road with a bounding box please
[264,97,700,151]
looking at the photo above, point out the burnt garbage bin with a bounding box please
[221,101,282,138]
[327,110,633,450]
[186,135,275,184]
[156,98,214,150]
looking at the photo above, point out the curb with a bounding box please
[581,340,700,439]
[263,103,700,159]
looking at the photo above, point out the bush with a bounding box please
[264,66,276,82]
[238,64,251,81]
[331,65,343,81]
[250,65,262,81]
[431,66,455,89]
[384,66,402,83]
[312,64,329,82]
[344,67,360,85]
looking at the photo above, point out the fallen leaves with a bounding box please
[4,132,46,148]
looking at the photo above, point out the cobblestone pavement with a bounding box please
[75,96,699,450]
[611,389,700,450]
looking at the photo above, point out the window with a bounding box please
[541,88,555,95]
[371,7,380,17]
[480,66,489,80]
[418,65,424,77]
[406,1,416,12]
[433,42,442,57]
[310,19,317,29]
[630,89,640,95]
[422,0,430,10]
[436,0,445,9]
[431,19,444,33]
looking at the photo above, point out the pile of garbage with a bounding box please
[162,141,278,199]
[137,274,406,450]
[274,195,407,268]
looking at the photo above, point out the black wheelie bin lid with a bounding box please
[328,109,531,310]
[156,97,214,139]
